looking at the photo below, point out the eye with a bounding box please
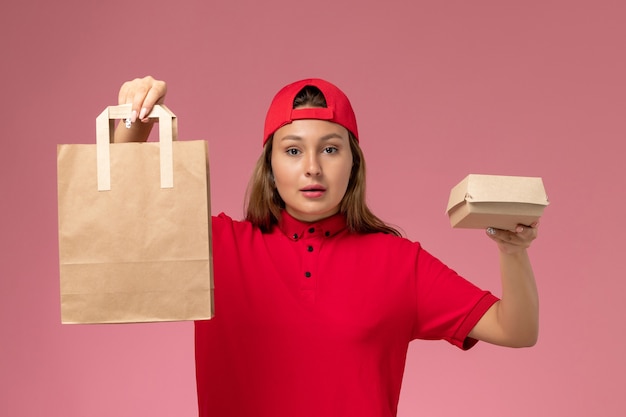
[323,146,338,154]
[286,148,300,156]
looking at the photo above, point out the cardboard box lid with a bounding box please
[446,174,549,213]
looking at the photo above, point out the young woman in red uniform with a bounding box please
[115,76,539,417]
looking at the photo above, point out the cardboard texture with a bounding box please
[446,174,549,231]
[57,104,213,324]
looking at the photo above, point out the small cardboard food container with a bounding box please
[446,174,549,231]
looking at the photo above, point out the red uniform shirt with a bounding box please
[195,211,498,417]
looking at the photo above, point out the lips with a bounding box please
[300,184,327,192]
[300,184,326,198]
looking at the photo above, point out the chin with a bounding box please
[289,208,338,222]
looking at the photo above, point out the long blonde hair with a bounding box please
[245,86,400,236]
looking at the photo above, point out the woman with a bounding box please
[115,76,539,417]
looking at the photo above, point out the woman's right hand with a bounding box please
[113,76,168,143]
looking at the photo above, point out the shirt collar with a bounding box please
[279,210,347,241]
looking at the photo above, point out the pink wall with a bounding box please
[2,1,625,415]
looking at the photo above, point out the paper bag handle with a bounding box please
[95,103,178,191]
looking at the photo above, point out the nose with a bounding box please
[305,153,321,177]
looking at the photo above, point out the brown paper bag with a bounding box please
[57,104,213,324]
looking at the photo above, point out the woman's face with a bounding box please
[271,119,353,222]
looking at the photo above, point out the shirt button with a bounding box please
[293,233,298,240]
[325,231,331,237]
[308,227,315,233]
[305,271,311,278]
[307,245,313,252]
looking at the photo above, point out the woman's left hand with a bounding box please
[486,222,539,255]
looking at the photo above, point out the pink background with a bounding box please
[1,0,625,415]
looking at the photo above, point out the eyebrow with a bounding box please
[279,133,346,142]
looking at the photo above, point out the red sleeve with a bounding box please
[412,246,499,350]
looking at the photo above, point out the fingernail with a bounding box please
[131,110,138,123]
[516,226,524,233]
[139,107,147,120]
[486,227,496,235]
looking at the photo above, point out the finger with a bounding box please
[487,225,537,249]
[117,80,141,124]
[138,80,167,122]
[116,79,145,122]
[486,227,518,243]
[486,227,498,236]
[514,223,534,233]
[117,81,130,105]
[130,80,152,123]
[115,76,162,122]
[515,222,539,239]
